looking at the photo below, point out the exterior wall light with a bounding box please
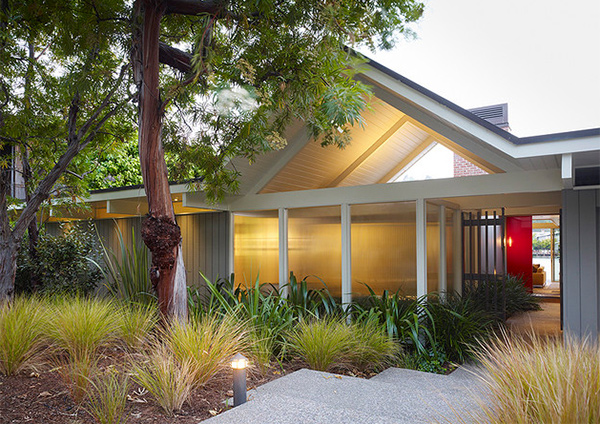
[231,353,248,406]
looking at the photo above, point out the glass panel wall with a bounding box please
[234,210,279,286]
[427,203,440,293]
[288,206,342,297]
[445,208,456,293]
[351,202,417,297]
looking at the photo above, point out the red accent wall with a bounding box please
[506,216,533,292]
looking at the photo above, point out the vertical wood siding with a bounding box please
[562,188,600,338]
[47,212,230,289]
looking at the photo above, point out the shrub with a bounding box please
[16,223,103,296]
[132,343,195,416]
[475,333,600,423]
[353,284,417,340]
[426,293,493,363]
[166,314,248,386]
[0,296,49,375]
[463,275,541,320]
[86,370,130,424]
[48,296,119,361]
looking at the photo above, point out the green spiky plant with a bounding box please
[0,296,49,375]
[85,369,130,424]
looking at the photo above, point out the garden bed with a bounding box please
[0,359,301,424]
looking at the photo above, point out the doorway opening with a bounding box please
[532,215,560,300]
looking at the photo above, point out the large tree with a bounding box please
[132,0,423,319]
[0,0,134,300]
[0,0,424,315]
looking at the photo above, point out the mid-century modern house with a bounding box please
[45,58,600,338]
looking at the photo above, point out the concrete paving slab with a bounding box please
[202,368,488,423]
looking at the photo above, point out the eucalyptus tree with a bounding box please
[0,0,134,300]
[134,0,424,319]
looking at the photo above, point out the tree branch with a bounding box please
[159,42,192,73]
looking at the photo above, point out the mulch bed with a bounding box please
[0,356,304,424]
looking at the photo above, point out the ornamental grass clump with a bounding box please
[56,350,99,404]
[349,318,399,372]
[48,296,120,361]
[132,343,195,416]
[0,296,49,375]
[117,303,158,351]
[166,314,249,387]
[85,369,130,424]
[288,318,354,372]
[475,332,600,424]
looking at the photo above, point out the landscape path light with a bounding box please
[231,353,248,407]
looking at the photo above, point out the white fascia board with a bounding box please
[227,169,562,211]
[361,67,600,159]
[87,183,190,202]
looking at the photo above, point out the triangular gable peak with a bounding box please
[231,58,599,196]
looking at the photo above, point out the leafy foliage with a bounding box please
[16,223,103,296]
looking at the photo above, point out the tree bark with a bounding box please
[0,239,18,302]
[135,0,188,321]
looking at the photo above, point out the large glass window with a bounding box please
[234,210,278,286]
[288,206,341,296]
[351,202,417,297]
[427,203,440,293]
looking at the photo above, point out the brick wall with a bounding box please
[453,154,487,177]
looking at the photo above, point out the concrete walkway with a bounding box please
[202,366,489,423]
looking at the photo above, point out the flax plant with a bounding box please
[165,314,249,386]
[0,296,49,375]
[475,332,600,424]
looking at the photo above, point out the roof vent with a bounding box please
[468,103,510,130]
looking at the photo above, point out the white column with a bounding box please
[278,208,289,297]
[453,209,463,295]
[416,198,427,298]
[439,205,447,296]
[227,212,235,278]
[341,203,352,310]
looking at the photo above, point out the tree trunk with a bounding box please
[0,239,17,302]
[135,0,188,321]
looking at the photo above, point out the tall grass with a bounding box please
[132,343,195,416]
[166,314,249,386]
[475,333,600,423]
[0,296,48,375]
[56,351,99,404]
[288,318,398,372]
[288,318,354,372]
[48,296,119,361]
[117,303,158,351]
[86,370,130,424]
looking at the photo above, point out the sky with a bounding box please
[362,0,600,137]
